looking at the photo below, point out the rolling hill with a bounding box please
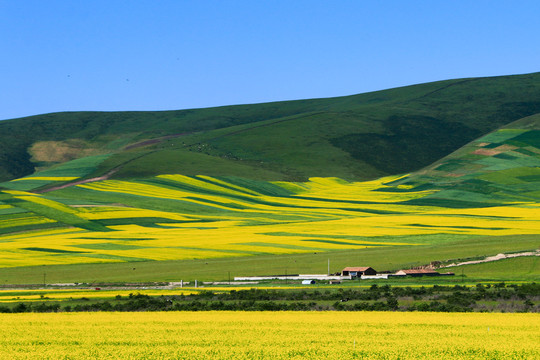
[1,72,540,184]
[0,72,538,283]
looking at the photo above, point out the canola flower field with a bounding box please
[0,311,538,359]
[0,126,539,269]
[0,173,539,267]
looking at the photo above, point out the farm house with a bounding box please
[341,267,376,278]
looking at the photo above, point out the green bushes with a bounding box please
[5,283,538,313]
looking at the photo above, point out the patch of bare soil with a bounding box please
[30,139,99,163]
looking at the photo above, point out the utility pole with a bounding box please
[43,272,46,287]
[328,259,330,276]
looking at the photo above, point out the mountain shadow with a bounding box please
[330,115,481,174]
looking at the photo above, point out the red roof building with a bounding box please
[341,267,377,277]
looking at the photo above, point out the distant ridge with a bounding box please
[1,72,540,183]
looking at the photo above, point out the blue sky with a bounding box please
[1,1,539,121]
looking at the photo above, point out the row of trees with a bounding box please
[1,283,537,313]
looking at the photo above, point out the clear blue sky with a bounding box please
[1,0,539,121]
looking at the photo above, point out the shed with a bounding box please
[302,280,316,285]
[395,269,439,277]
[341,267,377,277]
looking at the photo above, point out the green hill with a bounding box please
[391,114,540,207]
[0,73,538,283]
[1,72,540,183]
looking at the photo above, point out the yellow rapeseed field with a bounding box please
[0,311,538,359]
[0,289,197,302]
[1,174,539,267]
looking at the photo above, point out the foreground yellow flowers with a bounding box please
[0,311,538,359]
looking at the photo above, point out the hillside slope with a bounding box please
[1,72,540,183]
[0,115,538,273]
[392,113,540,207]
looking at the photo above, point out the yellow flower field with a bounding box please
[1,174,539,267]
[0,289,197,302]
[0,311,538,359]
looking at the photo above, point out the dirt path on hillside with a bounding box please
[31,112,323,194]
[124,132,192,150]
[34,169,119,194]
[440,250,539,268]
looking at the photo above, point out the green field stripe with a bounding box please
[434,160,466,172]
[0,180,56,192]
[218,176,294,196]
[400,197,502,208]
[261,232,470,245]
[55,186,236,215]
[302,239,390,247]
[1,191,112,232]
[23,247,88,254]
[172,246,271,256]
[407,223,507,230]
[423,213,518,219]
[77,237,156,241]
[224,212,333,224]
[0,222,64,236]
[287,195,384,205]
[194,176,263,196]
[73,253,151,262]
[519,175,540,182]
[288,194,420,212]
[142,177,267,200]
[508,130,540,147]
[514,148,539,156]
[0,212,37,221]
[29,154,112,178]
[71,243,150,251]
[93,217,200,227]
[140,178,223,196]
[335,207,404,214]
[41,196,107,206]
[493,153,517,160]
[187,192,399,214]
[141,178,292,209]
[478,129,527,143]
[184,196,249,210]
[237,242,330,251]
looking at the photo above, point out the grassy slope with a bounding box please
[0,235,536,283]
[1,72,540,182]
[0,74,539,283]
[0,119,538,282]
[392,113,540,205]
[448,256,538,281]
